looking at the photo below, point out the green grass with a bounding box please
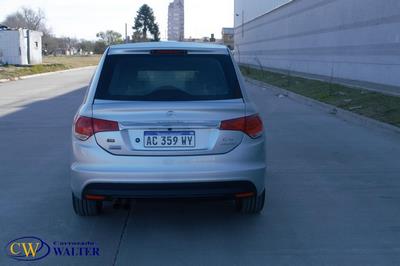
[240,65,400,128]
[0,55,101,80]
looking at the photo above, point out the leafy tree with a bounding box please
[93,41,107,54]
[96,30,123,46]
[132,4,160,41]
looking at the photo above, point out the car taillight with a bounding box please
[74,116,93,140]
[220,114,263,138]
[92,118,119,134]
[74,116,119,141]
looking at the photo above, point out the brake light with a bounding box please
[150,49,187,55]
[85,195,106,201]
[93,118,119,134]
[74,116,93,140]
[235,192,255,198]
[220,114,263,138]
[74,116,119,141]
[245,114,264,138]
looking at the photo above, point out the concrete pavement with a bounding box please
[1,69,400,265]
[0,66,96,117]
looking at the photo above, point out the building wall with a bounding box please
[28,30,43,65]
[168,0,185,41]
[234,0,400,89]
[0,29,42,65]
[19,29,29,65]
[0,30,22,65]
[234,0,291,25]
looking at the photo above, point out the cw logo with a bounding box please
[5,237,50,261]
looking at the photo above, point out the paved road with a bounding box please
[1,69,400,266]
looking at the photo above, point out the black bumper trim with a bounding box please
[83,181,256,199]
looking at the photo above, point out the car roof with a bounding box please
[108,41,230,55]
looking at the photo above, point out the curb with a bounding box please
[0,66,96,83]
[246,78,400,135]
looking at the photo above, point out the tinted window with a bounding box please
[95,54,242,101]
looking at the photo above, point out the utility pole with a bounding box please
[242,10,244,38]
[125,23,128,43]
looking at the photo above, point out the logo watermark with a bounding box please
[5,236,50,261]
[52,241,100,257]
[5,236,100,261]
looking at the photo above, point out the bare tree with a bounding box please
[21,7,46,31]
[2,7,48,32]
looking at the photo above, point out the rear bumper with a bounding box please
[71,136,266,199]
[83,181,257,199]
[71,164,265,199]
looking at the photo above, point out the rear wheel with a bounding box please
[72,194,102,216]
[236,190,265,214]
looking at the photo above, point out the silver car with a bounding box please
[71,42,266,216]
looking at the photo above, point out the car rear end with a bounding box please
[71,43,266,215]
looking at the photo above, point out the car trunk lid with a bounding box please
[92,99,245,156]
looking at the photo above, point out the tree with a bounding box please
[77,40,95,53]
[132,4,160,41]
[2,7,48,33]
[96,30,123,46]
[93,41,107,54]
[2,7,58,54]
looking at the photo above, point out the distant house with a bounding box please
[52,47,80,56]
[0,26,43,65]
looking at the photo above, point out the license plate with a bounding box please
[144,131,195,148]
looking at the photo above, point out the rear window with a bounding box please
[95,54,242,101]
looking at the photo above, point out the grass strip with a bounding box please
[0,55,101,80]
[240,65,400,128]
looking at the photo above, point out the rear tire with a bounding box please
[72,194,102,216]
[236,190,265,214]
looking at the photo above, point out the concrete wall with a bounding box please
[0,29,42,65]
[0,30,22,65]
[28,30,43,65]
[19,29,28,65]
[234,0,400,90]
[234,0,291,25]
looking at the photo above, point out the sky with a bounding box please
[0,0,234,40]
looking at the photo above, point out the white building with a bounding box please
[234,0,400,92]
[0,27,43,65]
[222,27,234,50]
[168,0,184,41]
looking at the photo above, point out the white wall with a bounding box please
[19,29,28,65]
[0,30,22,65]
[28,30,43,65]
[234,0,400,90]
[234,0,291,25]
[0,29,42,65]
